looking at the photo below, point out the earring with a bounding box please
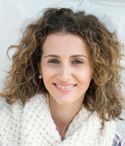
[39,75,42,79]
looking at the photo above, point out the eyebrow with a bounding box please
[44,55,88,59]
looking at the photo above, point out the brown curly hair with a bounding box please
[0,8,124,126]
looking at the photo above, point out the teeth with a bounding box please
[55,84,74,90]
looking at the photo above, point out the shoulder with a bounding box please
[91,110,117,130]
[0,93,47,115]
[88,110,117,145]
[0,96,23,126]
[23,93,48,114]
[0,96,24,145]
[91,110,125,146]
[0,96,23,112]
[24,93,48,108]
[0,96,12,116]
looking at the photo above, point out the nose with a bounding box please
[58,63,72,82]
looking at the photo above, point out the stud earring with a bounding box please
[39,75,42,79]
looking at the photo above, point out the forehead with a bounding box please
[42,32,90,57]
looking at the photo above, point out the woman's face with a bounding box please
[40,32,93,105]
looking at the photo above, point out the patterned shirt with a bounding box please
[113,133,125,146]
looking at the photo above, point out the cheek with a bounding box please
[41,65,57,80]
[78,68,93,82]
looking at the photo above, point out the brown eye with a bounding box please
[48,59,60,64]
[72,59,84,64]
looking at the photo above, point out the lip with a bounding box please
[53,83,76,86]
[53,83,77,93]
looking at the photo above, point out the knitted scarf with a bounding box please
[0,94,116,146]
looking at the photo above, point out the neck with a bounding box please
[49,96,83,139]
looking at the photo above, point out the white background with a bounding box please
[0,0,125,140]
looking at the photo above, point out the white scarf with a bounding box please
[0,94,116,146]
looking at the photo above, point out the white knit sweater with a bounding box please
[0,94,116,146]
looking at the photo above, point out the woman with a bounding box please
[0,8,124,146]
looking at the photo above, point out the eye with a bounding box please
[72,59,84,64]
[48,59,60,64]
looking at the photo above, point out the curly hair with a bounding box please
[0,8,124,127]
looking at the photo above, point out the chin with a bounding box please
[56,98,77,105]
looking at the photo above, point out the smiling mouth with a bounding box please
[53,83,77,91]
